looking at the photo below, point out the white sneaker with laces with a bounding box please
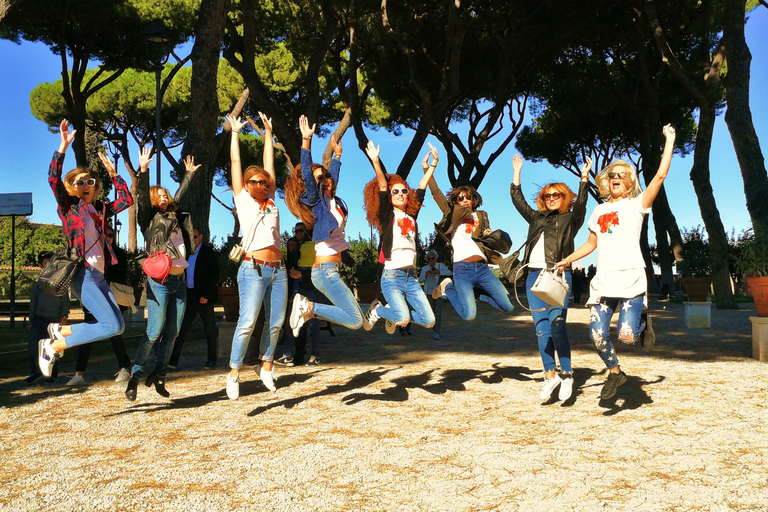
[558,375,574,401]
[67,373,85,386]
[47,323,64,341]
[114,368,131,383]
[432,278,452,299]
[290,294,312,336]
[38,339,60,378]
[539,374,562,401]
[260,366,276,392]
[226,373,240,400]
[363,300,382,331]
[385,320,397,334]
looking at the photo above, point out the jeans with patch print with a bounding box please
[589,294,645,369]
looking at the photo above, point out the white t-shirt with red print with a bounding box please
[451,212,486,263]
[586,195,651,304]
[384,211,417,269]
[235,189,281,253]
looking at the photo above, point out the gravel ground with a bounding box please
[1,299,766,511]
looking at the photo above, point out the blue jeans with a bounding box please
[590,294,646,369]
[526,269,572,373]
[230,263,287,369]
[427,295,444,334]
[446,261,514,320]
[377,268,435,328]
[132,274,186,377]
[311,263,363,330]
[65,266,125,348]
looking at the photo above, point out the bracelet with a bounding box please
[302,136,311,140]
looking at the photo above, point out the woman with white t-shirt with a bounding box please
[286,116,364,334]
[359,140,438,333]
[511,154,591,402]
[224,114,287,400]
[429,180,515,320]
[556,124,676,400]
[126,148,199,401]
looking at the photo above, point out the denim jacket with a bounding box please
[300,148,348,242]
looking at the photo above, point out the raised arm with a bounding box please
[227,115,249,196]
[98,152,133,216]
[49,120,77,222]
[329,133,342,183]
[136,146,154,231]
[572,156,592,226]
[175,155,201,202]
[366,141,387,191]
[641,124,676,210]
[259,111,276,196]
[300,114,315,151]
[419,143,438,190]
[509,154,535,222]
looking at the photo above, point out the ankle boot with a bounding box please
[125,376,139,401]
[145,370,170,398]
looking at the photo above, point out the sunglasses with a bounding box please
[318,173,333,180]
[455,195,474,203]
[74,178,97,187]
[607,172,627,179]
[247,179,268,187]
[295,228,306,233]
[543,192,563,200]
[390,188,409,196]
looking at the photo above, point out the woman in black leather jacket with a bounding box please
[510,154,591,403]
[125,147,198,401]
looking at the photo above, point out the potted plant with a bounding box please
[680,226,712,302]
[217,237,241,322]
[732,236,768,316]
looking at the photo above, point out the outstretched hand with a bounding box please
[422,142,439,171]
[365,140,380,161]
[331,134,342,158]
[663,123,676,141]
[512,154,523,174]
[59,119,76,152]
[138,146,153,172]
[97,152,118,178]
[581,156,593,180]
[259,111,273,133]
[184,155,201,173]
[299,115,315,139]
[227,115,247,134]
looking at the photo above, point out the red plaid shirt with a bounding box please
[49,151,133,265]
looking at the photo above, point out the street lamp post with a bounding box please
[142,21,172,186]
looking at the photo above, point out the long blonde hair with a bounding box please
[596,160,642,201]
[63,168,102,198]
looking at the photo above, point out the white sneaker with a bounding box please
[432,278,452,299]
[260,366,276,392]
[539,374,562,401]
[38,339,60,378]
[290,294,312,336]
[114,368,131,383]
[432,332,441,340]
[47,323,64,341]
[385,320,397,334]
[363,300,382,331]
[558,375,574,401]
[67,374,85,386]
[226,373,240,400]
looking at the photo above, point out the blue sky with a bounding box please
[1,9,767,269]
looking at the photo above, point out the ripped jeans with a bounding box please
[526,269,571,373]
[589,295,645,369]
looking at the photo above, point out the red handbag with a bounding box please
[142,251,172,283]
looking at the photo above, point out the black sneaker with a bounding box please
[600,371,627,400]
[640,313,655,352]
[306,355,319,366]
[274,355,294,367]
[25,372,42,384]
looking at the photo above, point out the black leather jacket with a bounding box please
[137,172,196,260]
[510,180,589,269]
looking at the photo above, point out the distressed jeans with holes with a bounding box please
[589,294,645,369]
[526,269,572,373]
[376,268,435,328]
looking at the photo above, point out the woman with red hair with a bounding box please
[511,154,591,402]
[360,141,438,332]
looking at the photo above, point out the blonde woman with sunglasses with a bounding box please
[511,155,591,402]
[359,141,438,333]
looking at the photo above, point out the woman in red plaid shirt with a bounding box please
[38,120,134,378]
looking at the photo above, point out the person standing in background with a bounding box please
[419,250,451,340]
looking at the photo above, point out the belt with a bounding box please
[243,256,281,267]
[312,262,339,268]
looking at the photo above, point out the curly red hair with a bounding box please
[363,174,422,231]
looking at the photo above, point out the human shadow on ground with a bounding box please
[305,364,538,406]
[105,369,331,416]
[0,381,88,409]
[597,373,664,416]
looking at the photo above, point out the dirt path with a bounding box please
[2,299,766,511]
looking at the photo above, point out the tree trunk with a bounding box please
[723,0,768,241]
[178,0,229,239]
[690,106,738,308]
